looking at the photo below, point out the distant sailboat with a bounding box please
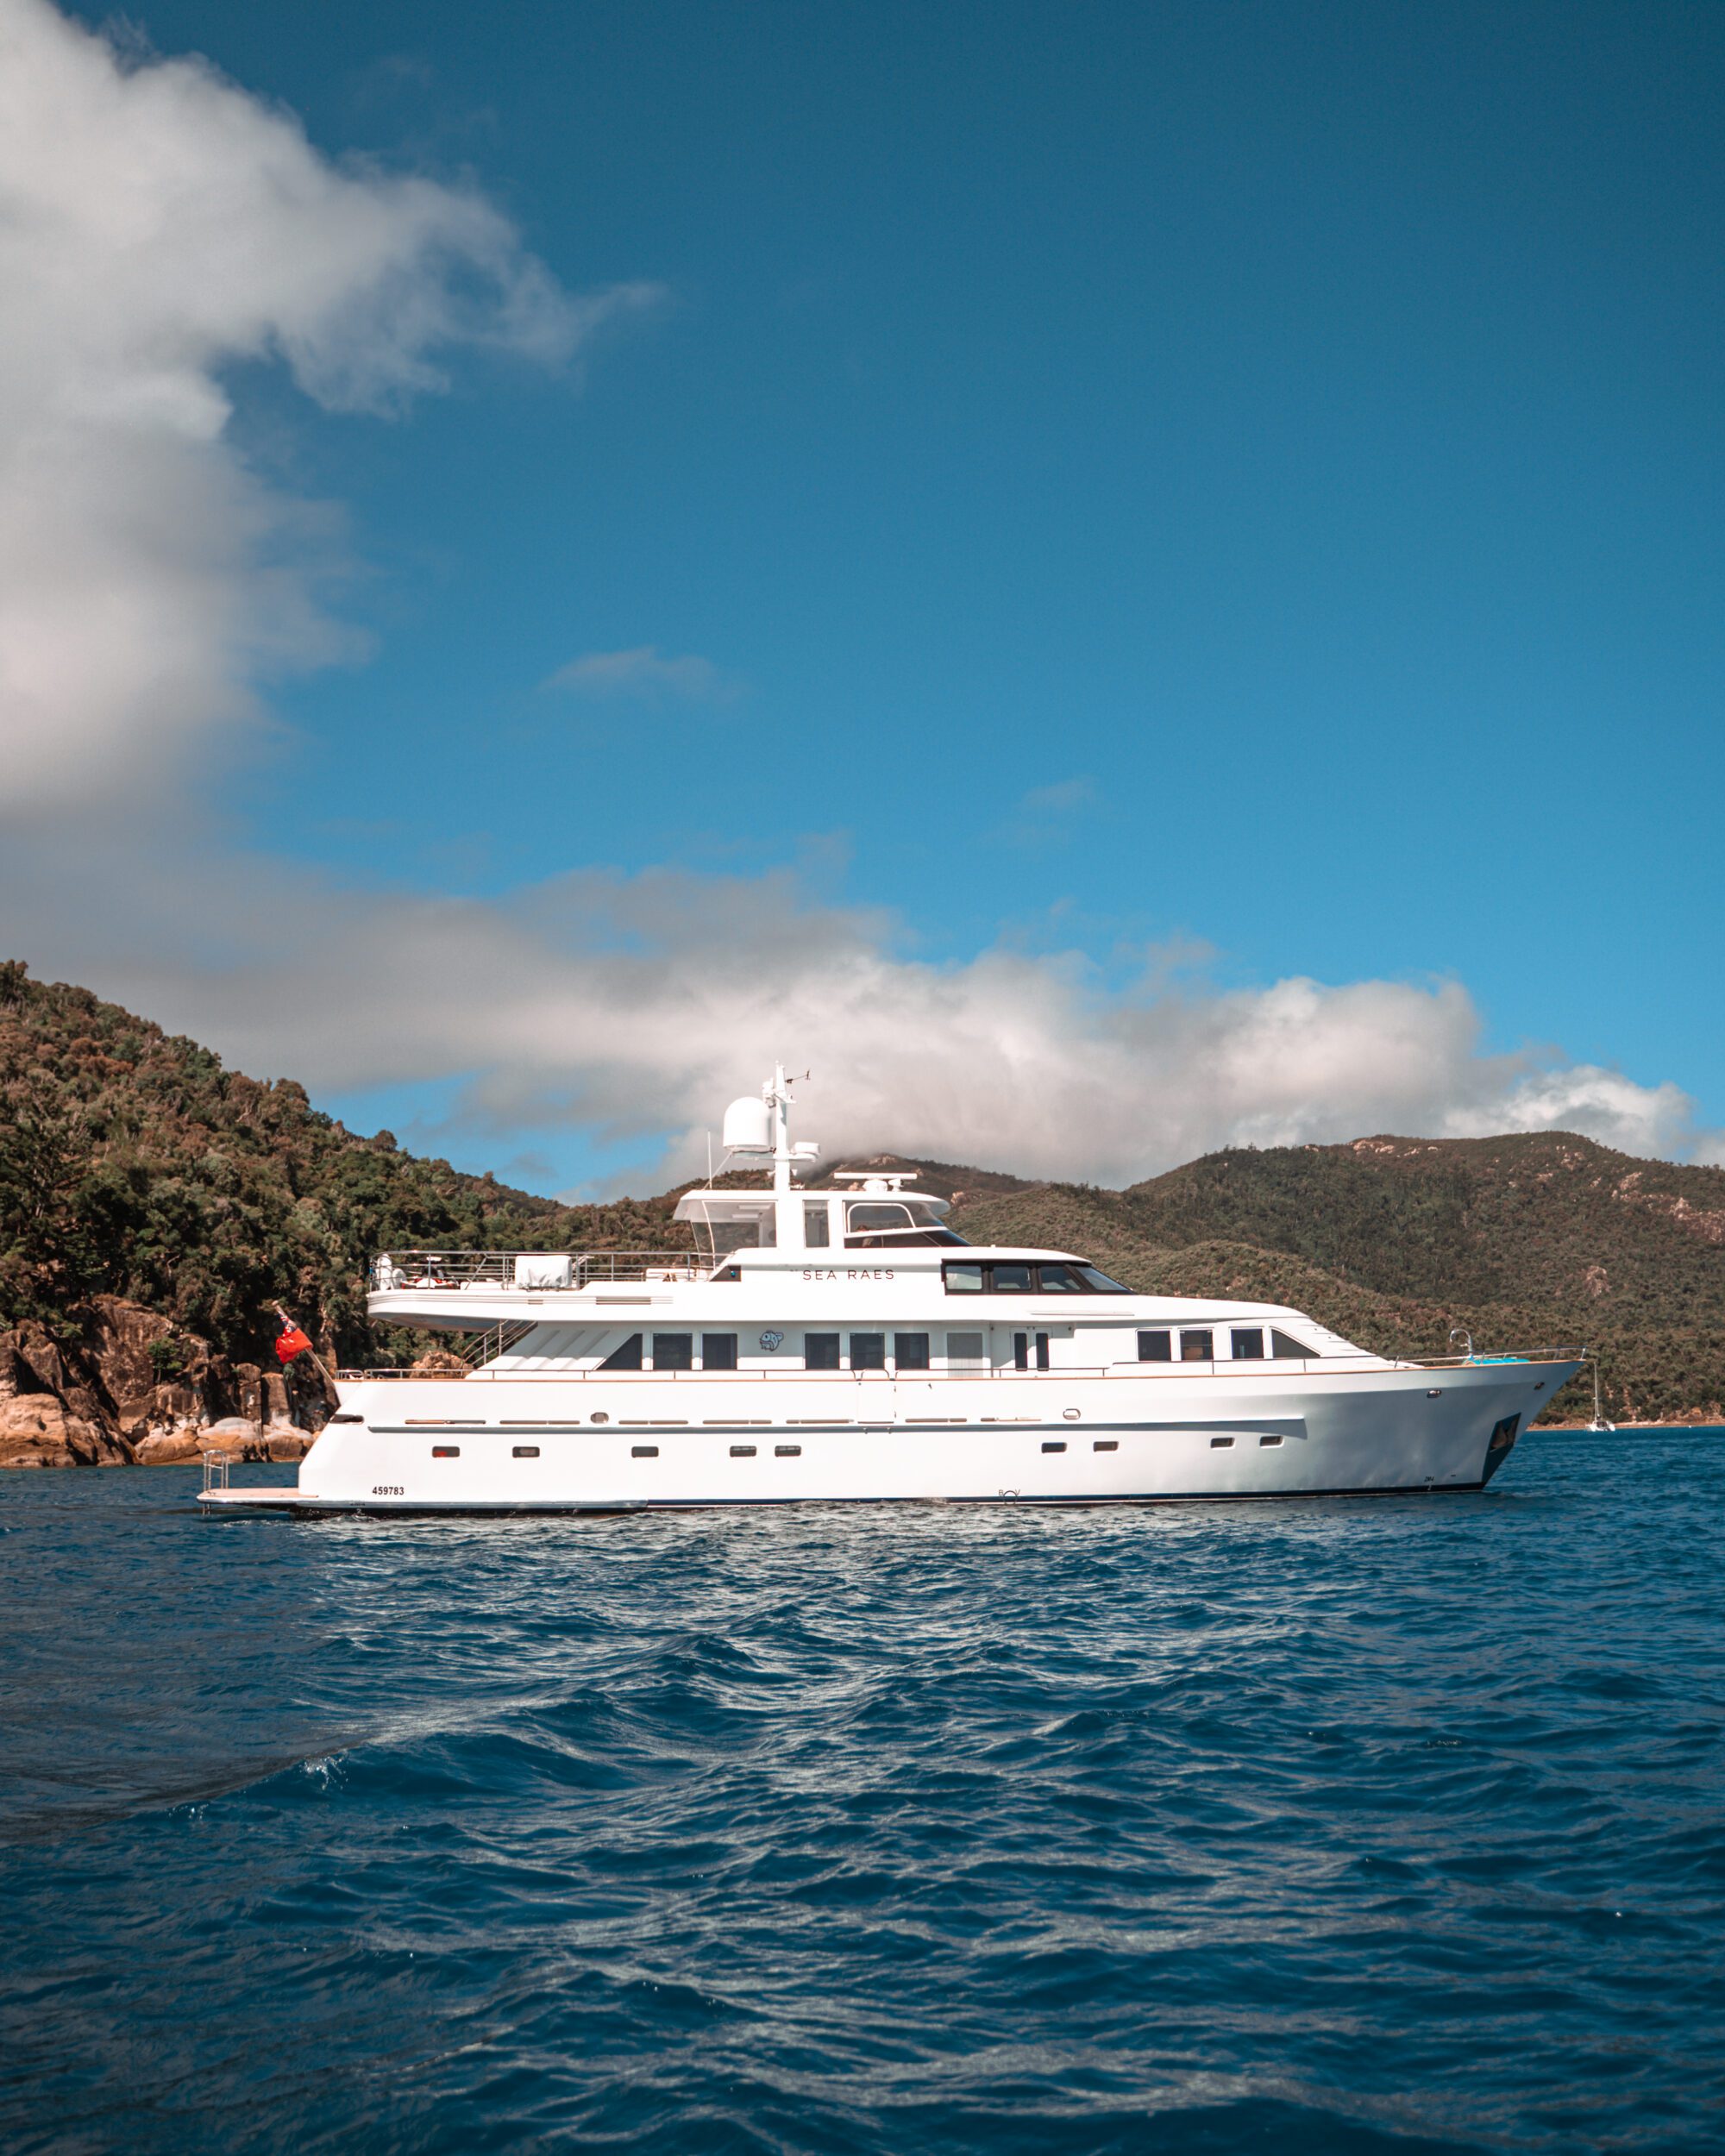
[1587,1361,1615,1433]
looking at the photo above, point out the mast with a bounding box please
[769,1061,794,1194]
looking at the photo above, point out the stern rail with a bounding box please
[371,1249,704,1292]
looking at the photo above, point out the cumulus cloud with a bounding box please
[0,0,658,821]
[543,647,740,703]
[2,839,1706,1191]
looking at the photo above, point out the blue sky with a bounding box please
[11,0,1724,1192]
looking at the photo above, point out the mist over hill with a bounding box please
[3,962,1721,1449]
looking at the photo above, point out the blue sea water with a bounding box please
[3,1434,1724,2154]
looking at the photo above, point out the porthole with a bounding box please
[1041,1440,1067,1453]
[1210,1436,1234,1450]
[431,1445,460,1458]
[1062,1407,1081,1421]
[591,1411,610,1424]
[630,1445,659,1458]
[511,1445,540,1459]
[1427,1388,1442,1400]
[1093,1439,1118,1452]
[730,1445,757,1457]
[775,1444,801,1457]
[1259,1434,1283,1448]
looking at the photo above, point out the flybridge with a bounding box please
[674,1062,962,1260]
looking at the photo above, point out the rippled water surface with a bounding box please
[3,1433,1724,2153]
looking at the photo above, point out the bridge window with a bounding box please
[701,1332,737,1369]
[1137,1329,1172,1362]
[847,1202,913,1233]
[599,1333,643,1370]
[850,1332,887,1369]
[894,1332,931,1369]
[945,1260,1128,1294]
[1270,1330,1309,1358]
[1180,1330,1214,1362]
[806,1332,841,1370]
[1232,1328,1265,1359]
[651,1332,693,1370]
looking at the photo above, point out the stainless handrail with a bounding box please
[335,1347,1585,1382]
[370,1249,703,1290]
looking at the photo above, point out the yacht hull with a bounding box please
[198,1361,1569,1514]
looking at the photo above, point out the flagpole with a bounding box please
[273,1301,336,1388]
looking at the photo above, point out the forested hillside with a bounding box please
[938,1132,1725,1424]
[3,962,1722,1452]
[0,962,681,1373]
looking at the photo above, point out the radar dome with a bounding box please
[722,1095,773,1152]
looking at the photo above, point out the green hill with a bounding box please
[942,1133,1725,1423]
[0,961,681,1376]
[3,962,1721,1445]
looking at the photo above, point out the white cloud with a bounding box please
[3,841,1708,1191]
[543,647,739,703]
[993,773,1095,849]
[0,0,658,821]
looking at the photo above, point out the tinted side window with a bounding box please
[849,1332,887,1369]
[1138,1329,1172,1362]
[806,1332,841,1370]
[848,1203,913,1232]
[894,1332,931,1369]
[1035,1263,1081,1292]
[599,1332,643,1370]
[1180,1329,1214,1362]
[701,1332,738,1370]
[1270,1329,1309,1358]
[1231,1327,1265,1360]
[944,1263,987,1294]
[651,1332,693,1370]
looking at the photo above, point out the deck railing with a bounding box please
[370,1249,705,1292]
[335,1346,1587,1382]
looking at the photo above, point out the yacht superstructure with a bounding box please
[200,1068,1581,1514]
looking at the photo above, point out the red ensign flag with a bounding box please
[276,1325,312,1364]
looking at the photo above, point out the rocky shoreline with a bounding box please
[0,1295,328,1469]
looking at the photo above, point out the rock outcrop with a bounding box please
[0,1392,121,1468]
[0,1296,331,1467]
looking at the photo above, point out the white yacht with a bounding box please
[200,1068,1581,1516]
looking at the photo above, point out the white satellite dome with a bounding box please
[722,1094,773,1152]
